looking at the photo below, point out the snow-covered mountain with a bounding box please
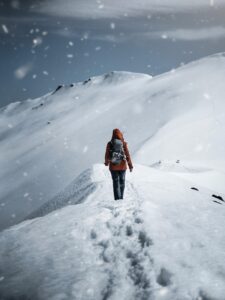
[1,53,225,299]
[1,53,225,230]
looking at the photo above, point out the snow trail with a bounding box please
[1,164,225,300]
[92,181,155,300]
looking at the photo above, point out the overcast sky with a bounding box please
[1,0,225,107]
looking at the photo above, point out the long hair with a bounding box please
[111,128,125,142]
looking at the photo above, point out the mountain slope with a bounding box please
[0,164,225,300]
[1,53,225,230]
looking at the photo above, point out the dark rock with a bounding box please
[212,194,224,202]
[213,200,222,205]
[32,103,44,110]
[83,78,91,85]
[191,187,199,191]
[52,85,63,94]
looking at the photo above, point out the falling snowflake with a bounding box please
[14,63,33,79]
[2,24,9,34]
[203,93,211,99]
[69,41,74,46]
[110,23,115,30]
[83,146,88,153]
[33,37,43,47]
[95,46,101,51]
[67,54,74,58]
[43,70,49,76]
[161,34,168,39]
[81,32,89,41]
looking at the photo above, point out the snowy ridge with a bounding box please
[26,167,97,219]
[1,53,225,230]
[0,163,225,300]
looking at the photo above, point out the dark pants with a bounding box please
[110,170,126,200]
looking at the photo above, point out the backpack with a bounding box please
[109,139,126,165]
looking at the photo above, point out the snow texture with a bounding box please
[1,53,225,299]
[0,164,225,300]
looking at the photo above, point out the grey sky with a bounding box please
[0,0,225,107]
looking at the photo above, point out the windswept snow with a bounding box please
[0,164,225,300]
[1,54,225,230]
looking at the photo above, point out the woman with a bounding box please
[104,128,133,200]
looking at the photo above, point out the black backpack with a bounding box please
[109,139,126,165]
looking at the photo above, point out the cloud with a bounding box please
[147,26,225,41]
[53,26,225,43]
[53,28,127,43]
[32,0,225,19]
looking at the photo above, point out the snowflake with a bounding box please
[83,146,88,153]
[33,37,43,47]
[161,34,168,39]
[110,23,115,30]
[14,64,33,79]
[2,24,9,34]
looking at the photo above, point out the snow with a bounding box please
[1,24,9,34]
[33,37,43,47]
[14,63,33,79]
[1,54,225,231]
[0,164,225,299]
[110,22,116,30]
[1,52,225,298]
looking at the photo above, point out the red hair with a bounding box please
[111,128,124,142]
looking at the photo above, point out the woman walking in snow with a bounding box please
[104,128,133,200]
